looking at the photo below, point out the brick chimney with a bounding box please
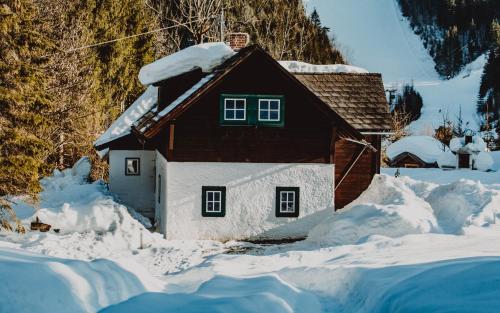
[227,33,250,50]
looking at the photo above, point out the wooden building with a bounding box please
[95,43,391,240]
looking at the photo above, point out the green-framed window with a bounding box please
[275,187,300,217]
[220,94,284,127]
[201,186,226,217]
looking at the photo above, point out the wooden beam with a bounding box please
[167,124,175,159]
[335,144,367,191]
[330,127,337,164]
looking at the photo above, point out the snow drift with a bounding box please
[307,175,439,246]
[308,174,500,246]
[138,42,235,86]
[8,157,156,257]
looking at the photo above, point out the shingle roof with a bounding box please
[293,73,392,131]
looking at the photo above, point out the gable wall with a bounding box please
[156,52,335,163]
[334,135,381,209]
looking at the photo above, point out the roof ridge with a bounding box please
[292,72,382,77]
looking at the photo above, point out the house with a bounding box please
[449,135,493,171]
[94,43,391,241]
[386,136,450,168]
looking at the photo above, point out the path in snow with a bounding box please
[305,0,484,132]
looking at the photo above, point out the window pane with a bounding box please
[207,192,213,201]
[261,101,269,110]
[289,192,294,202]
[235,100,245,109]
[287,202,294,212]
[270,100,279,110]
[281,192,287,201]
[208,202,213,212]
[225,110,235,119]
[214,202,221,212]
[270,111,279,120]
[226,100,235,109]
[281,202,288,211]
[235,110,245,119]
[260,111,269,120]
[214,191,220,201]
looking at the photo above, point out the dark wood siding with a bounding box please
[156,52,335,163]
[334,135,380,209]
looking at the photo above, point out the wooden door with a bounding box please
[458,153,470,169]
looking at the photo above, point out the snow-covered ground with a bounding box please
[304,0,484,133]
[1,156,500,312]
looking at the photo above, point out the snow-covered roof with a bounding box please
[449,136,486,153]
[94,86,158,148]
[278,60,368,74]
[134,74,216,133]
[387,136,450,164]
[138,42,235,86]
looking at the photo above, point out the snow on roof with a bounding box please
[278,60,369,74]
[386,136,450,164]
[138,42,235,86]
[94,85,157,148]
[449,135,486,153]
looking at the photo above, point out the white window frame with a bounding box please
[224,98,247,121]
[279,191,296,213]
[258,99,281,122]
[205,190,222,213]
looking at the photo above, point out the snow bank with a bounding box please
[94,86,157,148]
[475,152,494,172]
[307,175,439,246]
[101,274,322,313]
[138,42,235,86]
[279,60,368,74]
[9,158,154,250]
[386,136,449,164]
[426,180,500,234]
[0,247,161,313]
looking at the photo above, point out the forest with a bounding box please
[398,0,499,78]
[0,0,342,203]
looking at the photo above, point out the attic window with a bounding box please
[202,186,226,217]
[224,98,246,121]
[125,158,140,176]
[276,187,299,217]
[258,99,281,121]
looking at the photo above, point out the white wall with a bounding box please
[162,162,335,241]
[109,150,156,217]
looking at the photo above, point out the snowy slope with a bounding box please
[304,0,484,132]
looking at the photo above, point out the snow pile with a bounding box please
[426,180,500,234]
[279,60,368,74]
[437,150,457,168]
[138,42,235,86]
[449,135,487,153]
[0,247,162,313]
[475,152,494,172]
[94,86,157,149]
[386,136,450,164]
[307,175,439,246]
[10,157,154,248]
[102,274,322,313]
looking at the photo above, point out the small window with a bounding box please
[224,98,246,121]
[202,186,226,217]
[258,99,281,121]
[125,158,140,176]
[276,187,299,217]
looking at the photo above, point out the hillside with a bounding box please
[305,0,486,134]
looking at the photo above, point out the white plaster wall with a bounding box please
[109,150,156,216]
[163,162,335,241]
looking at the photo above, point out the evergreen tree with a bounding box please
[392,84,424,122]
[0,0,53,231]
